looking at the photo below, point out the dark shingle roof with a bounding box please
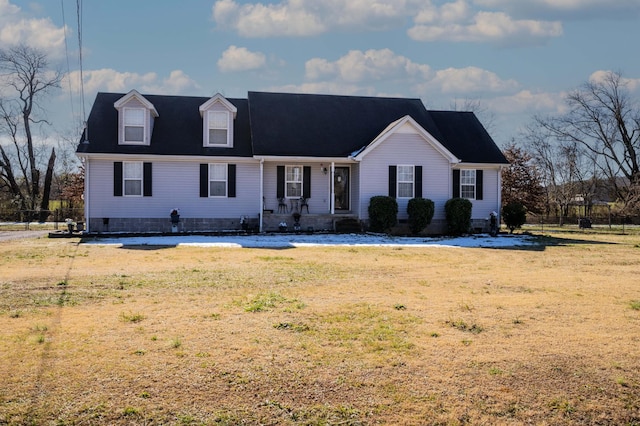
[77,93,253,157]
[77,91,507,164]
[247,91,446,157]
[428,111,508,164]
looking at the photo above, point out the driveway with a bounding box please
[0,230,50,242]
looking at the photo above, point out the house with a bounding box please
[76,90,508,234]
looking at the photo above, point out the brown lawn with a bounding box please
[0,229,639,425]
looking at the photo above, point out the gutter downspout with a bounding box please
[259,158,264,232]
[83,157,90,233]
[497,165,504,224]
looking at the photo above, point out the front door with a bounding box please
[334,167,350,211]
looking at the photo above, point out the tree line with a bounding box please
[502,71,640,225]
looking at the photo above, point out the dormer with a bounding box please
[199,93,237,148]
[114,90,158,145]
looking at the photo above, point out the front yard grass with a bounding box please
[0,230,639,425]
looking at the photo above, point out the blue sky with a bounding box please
[2,0,640,147]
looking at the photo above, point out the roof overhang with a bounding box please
[453,162,509,169]
[253,155,357,163]
[113,89,159,117]
[76,152,256,163]
[199,93,238,118]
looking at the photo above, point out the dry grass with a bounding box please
[1,230,639,425]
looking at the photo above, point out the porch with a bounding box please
[261,211,360,233]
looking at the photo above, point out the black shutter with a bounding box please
[114,162,123,197]
[453,169,460,198]
[389,165,397,197]
[276,166,285,198]
[200,164,208,197]
[476,170,483,200]
[415,166,423,198]
[228,164,236,198]
[303,166,311,198]
[143,163,152,197]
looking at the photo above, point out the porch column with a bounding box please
[259,159,264,232]
[330,162,335,215]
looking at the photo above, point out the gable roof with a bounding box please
[77,92,252,157]
[353,115,459,163]
[247,91,447,158]
[199,93,238,118]
[113,89,159,117]
[77,91,508,165]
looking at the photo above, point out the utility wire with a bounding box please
[60,0,76,127]
[76,0,86,125]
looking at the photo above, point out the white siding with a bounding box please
[358,133,451,220]
[87,158,260,219]
[469,167,501,220]
[261,162,334,213]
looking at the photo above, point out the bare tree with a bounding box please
[0,44,62,220]
[524,123,591,225]
[537,71,640,214]
[450,97,496,134]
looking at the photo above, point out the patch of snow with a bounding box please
[82,233,537,249]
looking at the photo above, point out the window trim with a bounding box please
[396,164,415,199]
[285,165,304,198]
[206,111,230,147]
[460,169,476,200]
[123,161,143,197]
[122,107,146,145]
[208,163,228,198]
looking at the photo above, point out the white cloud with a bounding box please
[0,0,67,57]
[212,0,566,46]
[588,70,640,93]
[305,49,431,83]
[212,0,420,37]
[213,0,325,37]
[473,0,640,19]
[423,67,519,94]
[63,69,199,96]
[217,45,267,72]
[485,89,566,114]
[408,8,562,45]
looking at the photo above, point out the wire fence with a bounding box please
[0,208,85,230]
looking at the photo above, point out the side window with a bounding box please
[285,165,303,198]
[208,163,228,197]
[123,161,143,196]
[460,169,476,199]
[123,108,145,143]
[397,165,414,198]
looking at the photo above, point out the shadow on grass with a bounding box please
[492,233,619,252]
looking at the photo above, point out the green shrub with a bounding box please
[445,198,472,235]
[407,198,435,235]
[368,196,398,233]
[502,201,527,233]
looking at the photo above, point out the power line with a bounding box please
[60,0,76,126]
[76,0,86,125]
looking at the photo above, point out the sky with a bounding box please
[2,0,640,148]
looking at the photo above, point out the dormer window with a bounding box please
[124,108,145,143]
[200,94,237,148]
[114,90,158,146]
[208,111,230,146]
